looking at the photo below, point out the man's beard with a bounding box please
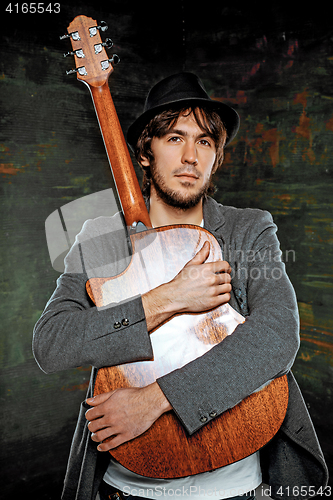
[150,164,211,210]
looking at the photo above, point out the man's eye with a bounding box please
[168,136,181,142]
[199,139,211,146]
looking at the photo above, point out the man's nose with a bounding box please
[182,141,198,165]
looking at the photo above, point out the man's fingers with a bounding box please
[217,284,232,296]
[216,269,232,284]
[86,390,115,407]
[97,440,114,452]
[90,424,141,452]
[90,426,116,443]
[97,434,126,452]
[87,417,107,433]
[211,260,232,275]
[85,390,118,421]
[195,261,232,284]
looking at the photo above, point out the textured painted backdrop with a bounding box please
[1,2,332,497]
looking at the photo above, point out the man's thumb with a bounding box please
[186,241,210,266]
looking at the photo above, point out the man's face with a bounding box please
[142,112,217,209]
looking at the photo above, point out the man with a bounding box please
[33,73,328,500]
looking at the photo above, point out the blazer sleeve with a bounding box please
[32,216,153,374]
[157,209,300,435]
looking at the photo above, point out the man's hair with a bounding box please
[134,105,227,197]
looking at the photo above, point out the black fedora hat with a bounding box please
[127,72,240,150]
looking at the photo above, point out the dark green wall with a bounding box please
[1,2,332,497]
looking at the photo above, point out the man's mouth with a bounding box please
[175,173,199,179]
[174,169,200,181]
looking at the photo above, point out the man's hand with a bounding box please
[85,382,172,452]
[142,241,232,331]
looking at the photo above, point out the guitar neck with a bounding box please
[65,15,151,229]
[89,82,151,229]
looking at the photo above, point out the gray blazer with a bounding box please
[33,197,328,500]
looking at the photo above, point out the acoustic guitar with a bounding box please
[64,15,288,479]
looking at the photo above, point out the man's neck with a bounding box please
[149,195,204,227]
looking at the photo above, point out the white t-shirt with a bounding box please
[104,453,262,499]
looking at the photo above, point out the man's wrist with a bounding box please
[142,283,180,332]
[145,381,172,416]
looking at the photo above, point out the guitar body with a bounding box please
[65,15,288,480]
[87,225,289,478]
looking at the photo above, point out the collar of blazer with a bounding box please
[202,196,226,232]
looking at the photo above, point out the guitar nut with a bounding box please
[199,416,208,423]
[114,321,121,329]
[122,318,129,326]
[209,411,217,418]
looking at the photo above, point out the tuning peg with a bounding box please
[94,38,113,54]
[66,66,88,76]
[63,49,85,58]
[103,38,113,48]
[97,21,108,32]
[110,54,120,65]
[89,21,108,37]
[100,55,120,71]
[60,31,81,41]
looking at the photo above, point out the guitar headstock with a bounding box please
[62,16,119,87]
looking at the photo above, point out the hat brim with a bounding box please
[127,97,240,151]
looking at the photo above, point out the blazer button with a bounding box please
[209,411,217,418]
[114,321,121,329]
[122,318,129,326]
[200,416,207,423]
